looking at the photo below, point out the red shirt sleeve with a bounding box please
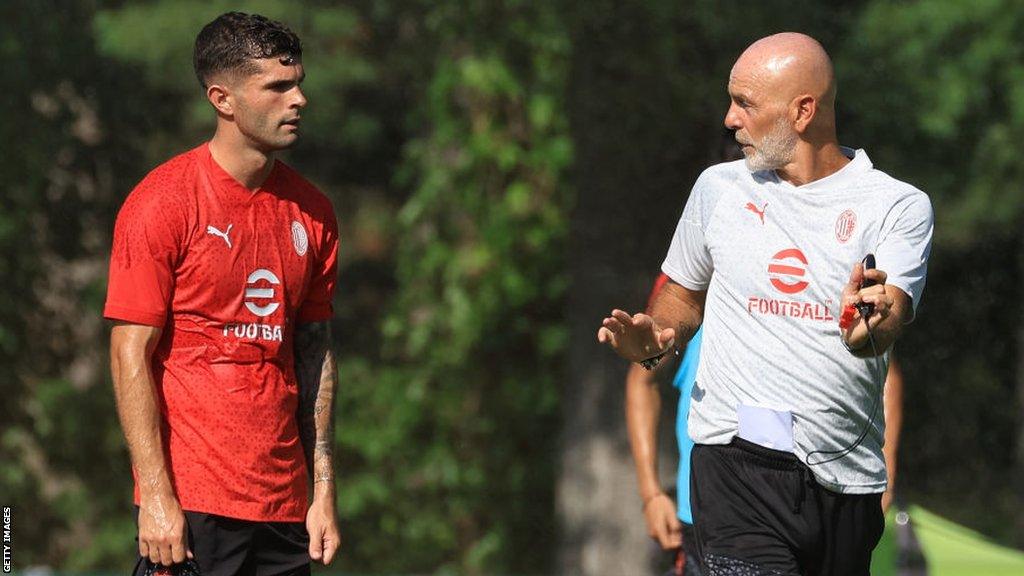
[646,273,671,309]
[297,202,339,324]
[104,181,185,327]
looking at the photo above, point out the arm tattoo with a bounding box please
[294,321,337,487]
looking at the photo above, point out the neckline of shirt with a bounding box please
[200,142,281,198]
[760,147,872,192]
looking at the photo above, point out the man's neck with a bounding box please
[208,129,276,190]
[774,141,850,187]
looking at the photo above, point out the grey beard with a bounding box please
[744,118,797,172]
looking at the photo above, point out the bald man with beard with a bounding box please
[598,33,933,575]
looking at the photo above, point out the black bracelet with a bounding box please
[638,347,676,371]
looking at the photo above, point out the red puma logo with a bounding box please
[745,202,767,225]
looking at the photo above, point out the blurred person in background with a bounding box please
[627,275,906,576]
[104,12,340,575]
[626,273,705,576]
[601,32,932,575]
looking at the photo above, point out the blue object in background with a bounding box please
[673,326,702,525]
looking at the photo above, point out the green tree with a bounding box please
[334,1,571,572]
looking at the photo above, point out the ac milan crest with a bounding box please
[291,220,308,256]
[835,209,857,244]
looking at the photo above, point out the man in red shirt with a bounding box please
[105,12,340,574]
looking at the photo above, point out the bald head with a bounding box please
[724,33,846,175]
[731,32,836,113]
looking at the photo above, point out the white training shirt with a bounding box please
[662,148,933,494]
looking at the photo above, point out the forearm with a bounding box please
[882,356,904,488]
[849,321,900,358]
[110,325,174,497]
[626,364,663,501]
[649,282,704,349]
[294,321,338,500]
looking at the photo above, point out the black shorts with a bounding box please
[690,438,884,576]
[132,508,310,576]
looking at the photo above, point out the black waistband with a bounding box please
[727,437,803,469]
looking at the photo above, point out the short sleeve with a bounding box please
[662,170,718,290]
[297,205,339,324]
[103,185,184,327]
[874,190,933,318]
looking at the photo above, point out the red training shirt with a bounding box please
[104,143,339,522]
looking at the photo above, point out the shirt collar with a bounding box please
[766,147,872,191]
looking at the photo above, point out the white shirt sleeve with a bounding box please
[662,170,718,290]
[875,189,933,317]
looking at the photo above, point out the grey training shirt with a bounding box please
[662,149,933,494]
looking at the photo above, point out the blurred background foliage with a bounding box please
[1,0,1021,573]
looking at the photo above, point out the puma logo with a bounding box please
[745,202,767,225]
[206,224,233,248]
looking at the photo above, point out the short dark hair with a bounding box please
[193,12,302,89]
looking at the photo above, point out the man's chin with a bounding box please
[279,131,301,146]
[743,153,784,174]
[264,135,300,152]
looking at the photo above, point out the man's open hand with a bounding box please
[597,309,675,362]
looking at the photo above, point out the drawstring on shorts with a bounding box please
[794,466,806,514]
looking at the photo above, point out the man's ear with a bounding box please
[207,82,233,116]
[792,94,817,134]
